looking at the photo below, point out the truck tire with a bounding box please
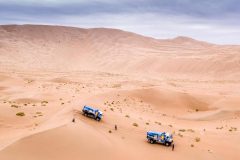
[96,117,100,121]
[165,142,170,146]
[150,139,155,144]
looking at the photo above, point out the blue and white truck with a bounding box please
[82,105,103,121]
[147,131,173,146]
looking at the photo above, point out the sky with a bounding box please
[0,0,240,44]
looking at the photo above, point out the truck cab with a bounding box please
[147,131,173,146]
[82,105,103,121]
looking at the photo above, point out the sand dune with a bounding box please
[182,109,240,121]
[0,25,240,160]
[1,25,240,79]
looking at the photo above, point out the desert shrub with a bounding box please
[191,144,194,147]
[216,126,223,130]
[195,137,200,142]
[178,133,183,137]
[230,127,237,131]
[16,112,25,116]
[179,129,186,132]
[125,115,130,118]
[155,121,161,125]
[233,127,237,131]
[112,84,121,88]
[11,104,20,108]
[187,129,195,132]
[133,123,138,127]
[146,122,149,125]
[41,101,48,104]
[108,130,112,133]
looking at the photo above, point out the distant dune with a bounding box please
[1,24,240,79]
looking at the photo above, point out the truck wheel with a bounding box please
[165,142,170,146]
[96,117,100,121]
[150,139,154,144]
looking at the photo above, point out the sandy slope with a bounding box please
[1,24,240,79]
[0,25,240,160]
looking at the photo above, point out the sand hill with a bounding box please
[1,24,240,79]
[0,25,239,160]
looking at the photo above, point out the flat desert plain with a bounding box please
[0,25,240,160]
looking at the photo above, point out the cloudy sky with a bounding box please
[0,0,239,44]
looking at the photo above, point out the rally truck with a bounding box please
[147,131,173,146]
[82,105,103,121]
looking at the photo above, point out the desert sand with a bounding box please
[0,25,239,160]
